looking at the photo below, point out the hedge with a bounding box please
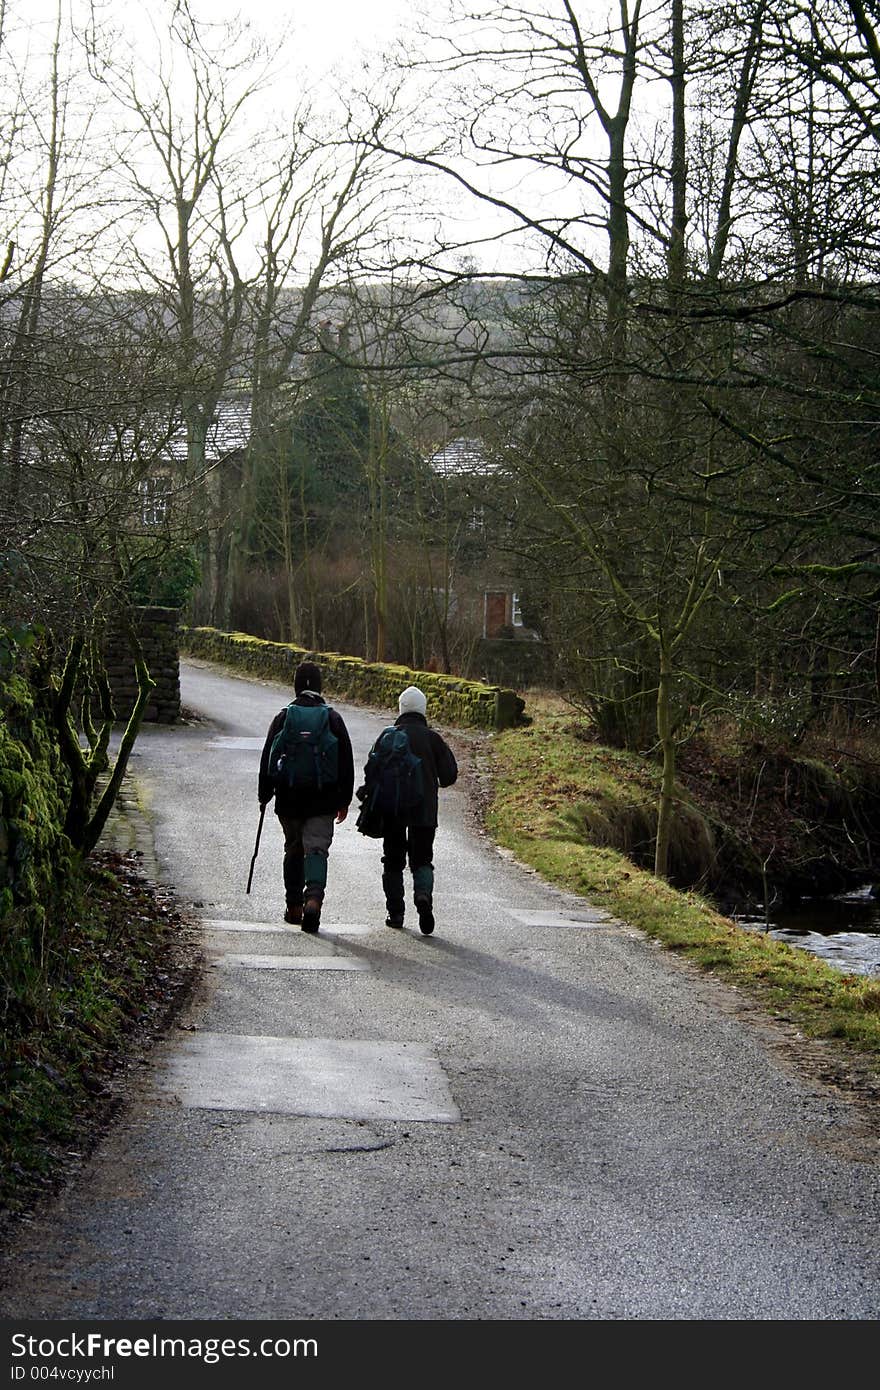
[179,627,526,730]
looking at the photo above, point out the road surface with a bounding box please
[2,659,879,1319]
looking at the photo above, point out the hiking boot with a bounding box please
[414,894,434,935]
[385,912,404,929]
[284,903,302,926]
[301,897,321,934]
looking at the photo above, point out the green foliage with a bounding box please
[0,622,39,678]
[126,545,201,609]
[292,362,373,515]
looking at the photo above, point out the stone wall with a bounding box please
[180,626,526,729]
[0,662,72,923]
[105,607,180,724]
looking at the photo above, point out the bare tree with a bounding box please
[227,108,399,635]
[82,0,270,622]
[0,0,119,511]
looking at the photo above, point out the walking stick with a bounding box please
[246,803,267,894]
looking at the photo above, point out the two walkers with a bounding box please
[258,663,457,935]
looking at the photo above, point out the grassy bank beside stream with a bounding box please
[486,707,880,1064]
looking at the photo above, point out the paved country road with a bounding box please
[2,659,879,1320]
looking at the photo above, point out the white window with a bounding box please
[138,475,170,527]
[511,592,523,626]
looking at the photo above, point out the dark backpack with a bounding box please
[269,703,339,793]
[362,726,424,820]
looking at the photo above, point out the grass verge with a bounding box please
[486,715,880,1064]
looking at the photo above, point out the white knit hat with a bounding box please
[398,685,427,717]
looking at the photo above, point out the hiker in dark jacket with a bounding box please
[368,684,457,935]
[258,661,354,933]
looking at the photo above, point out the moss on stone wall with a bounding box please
[180,627,526,729]
[0,657,78,1052]
[0,669,73,926]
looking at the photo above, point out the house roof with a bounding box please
[163,398,252,465]
[428,437,497,476]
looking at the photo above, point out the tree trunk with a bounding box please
[605,117,631,369]
[654,645,676,879]
[668,0,687,295]
[281,457,299,643]
[81,635,156,856]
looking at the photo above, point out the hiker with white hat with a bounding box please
[358,685,457,934]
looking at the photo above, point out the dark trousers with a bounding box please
[382,820,435,910]
[276,811,335,905]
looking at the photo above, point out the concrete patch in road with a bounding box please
[203,919,290,935]
[157,1033,461,1122]
[453,896,611,927]
[505,908,610,927]
[203,921,381,939]
[206,737,265,751]
[318,923,378,936]
[215,954,370,972]
[457,890,517,901]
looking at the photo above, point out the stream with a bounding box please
[734,884,880,977]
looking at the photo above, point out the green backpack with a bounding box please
[360,726,424,820]
[269,703,339,793]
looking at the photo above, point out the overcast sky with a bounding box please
[21,0,417,75]
[259,0,414,68]
[7,1,616,278]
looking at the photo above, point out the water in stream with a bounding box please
[734,884,880,977]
